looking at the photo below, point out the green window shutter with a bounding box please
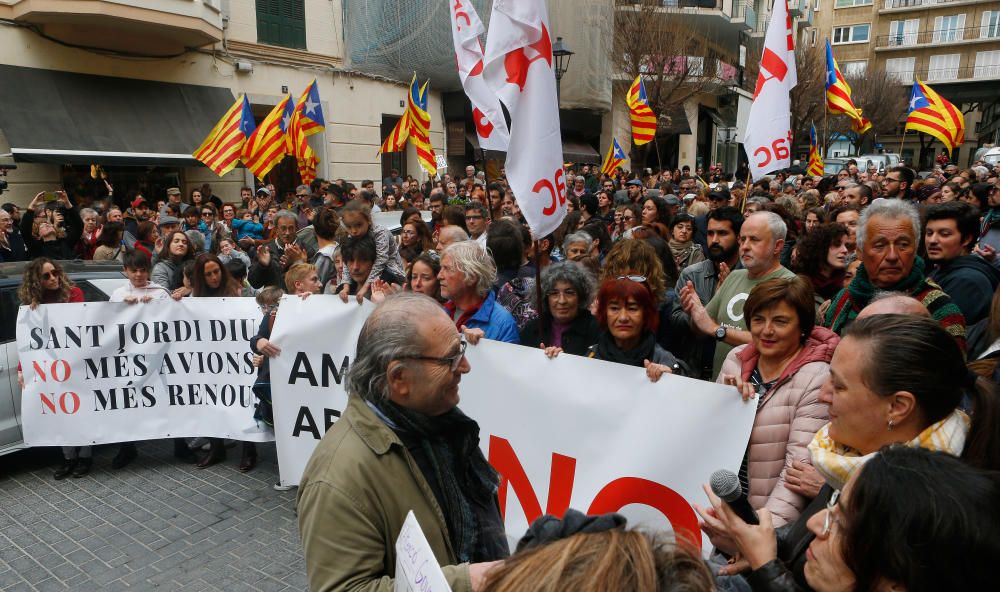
[256,0,306,50]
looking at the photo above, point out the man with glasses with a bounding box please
[298,292,508,591]
[438,240,519,343]
[464,202,489,245]
[881,166,914,200]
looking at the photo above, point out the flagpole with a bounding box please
[898,129,906,163]
[823,107,829,160]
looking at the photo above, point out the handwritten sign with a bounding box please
[394,511,452,592]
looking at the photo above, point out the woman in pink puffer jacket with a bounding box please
[716,276,838,527]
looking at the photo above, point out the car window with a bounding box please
[74,280,112,303]
[0,288,18,343]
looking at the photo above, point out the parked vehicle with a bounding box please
[981,147,1000,166]
[0,261,127,456]
[823,157,850,174]
[856,153,901,172]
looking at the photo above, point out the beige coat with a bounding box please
[297,395,472,592]
[716,327,838,527]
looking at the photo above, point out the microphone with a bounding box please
[710,469,759,525]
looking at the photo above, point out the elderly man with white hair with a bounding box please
[822,198,967,350]
[438,240,520,343]
[680,210,797,378]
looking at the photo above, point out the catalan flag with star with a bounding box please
[192,94,256,177]
[905,80,965,155]
[242,95,294,181]
[600,137,627,176]
[287,81,325,185]
[807,122,823,176]
[406,75,437,176]
[627,75,657,146]
[825,40,871,134]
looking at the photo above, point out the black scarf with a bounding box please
[373,399,500,563]
[594,330,656,368]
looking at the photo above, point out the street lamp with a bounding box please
[552,36,574,102]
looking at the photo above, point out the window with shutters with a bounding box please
[975,51,1000,78]
[888,19,919,47]
[927,54,960,81]
[982,12,1000,39]
[885,57,915,83]
[256,0,306,50]
[933,14,966,43]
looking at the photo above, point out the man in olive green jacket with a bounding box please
[297,293,508,592]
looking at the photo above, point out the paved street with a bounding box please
[0,440,307,591]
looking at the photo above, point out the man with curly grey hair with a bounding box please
[298,292,508,591]
[438,240,520,343]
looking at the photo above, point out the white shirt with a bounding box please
[109,282,171,303]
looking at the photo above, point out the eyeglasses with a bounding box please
[884,177,902,184]
[465,215,484,221]
[398,338,468,372]
[821,489,842,536]
[617,275,647,282]
[202,212,214,217]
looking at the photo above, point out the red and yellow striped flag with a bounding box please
[192,95,256,177]
[241,95,294,181]
[627,75,657,146]
[906,80,965,155]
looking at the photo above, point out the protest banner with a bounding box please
[268,295,374,487]
[16,299,272,445]
[269,302,755,550]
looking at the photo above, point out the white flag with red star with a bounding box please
[743,0,797,180]
[483,0,566,237]
[450,0,510,152]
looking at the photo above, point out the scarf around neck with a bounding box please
[826,257,926,332]
[808,409,970,490]
[668,238,694,264]
[595,330,656,368]
[372,398,500,563]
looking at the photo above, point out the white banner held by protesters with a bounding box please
[450,0,510,152]
[16,299,271,446]
[268,295,374,487]
[742,0,797,180]
[483,0,566,237]
[269,302,755,552]
[460,340,755,551]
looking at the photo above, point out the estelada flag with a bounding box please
[193,94,256,177]
[825,40,871,134]
[406,75,437,177]
[905,80,965,155]
[627,75,656,146]
[241,95,294,180]
[807,122,824,176]
[600,137,627,176]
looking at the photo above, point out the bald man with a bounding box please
[857,293,931,319]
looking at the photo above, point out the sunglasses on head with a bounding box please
[617,275,647,283]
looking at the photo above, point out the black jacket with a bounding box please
[520,311,601,357]
[929,254,1000,326]
[21,207,82,260]
[0,225,28,262]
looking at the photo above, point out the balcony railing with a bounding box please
[876,25,1000,47]
[890,64,1000,83]
[732,0,758,30]
[882,0,961,10]
[615,0,722,7]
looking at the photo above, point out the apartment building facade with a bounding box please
[808,0,1000,166]
[0,0,445,205]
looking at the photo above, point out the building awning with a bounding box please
[0,65,236,167]
[562,138,600,164]
[659,107,692,135]
[702,107,729,128]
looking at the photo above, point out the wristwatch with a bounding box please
[714,325,727,341]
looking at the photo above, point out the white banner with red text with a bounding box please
[15,299,274,445]
[268,300,756,550]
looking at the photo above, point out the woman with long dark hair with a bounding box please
[793,223,850,305]
[152,230,195,290]
[189,253,245,468]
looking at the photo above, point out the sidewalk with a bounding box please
[0,440,307,591]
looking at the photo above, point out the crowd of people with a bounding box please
[5,155,1000,590]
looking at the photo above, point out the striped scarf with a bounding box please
[823,258,967,351]
[809,409,970,490]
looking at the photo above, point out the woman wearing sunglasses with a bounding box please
[697,314,1000,590]
[18,258,86,478]
[578,276,689,381]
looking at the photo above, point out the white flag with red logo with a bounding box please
[743,0,797,180]
[483,0,566,237]
[450,0,510,152]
